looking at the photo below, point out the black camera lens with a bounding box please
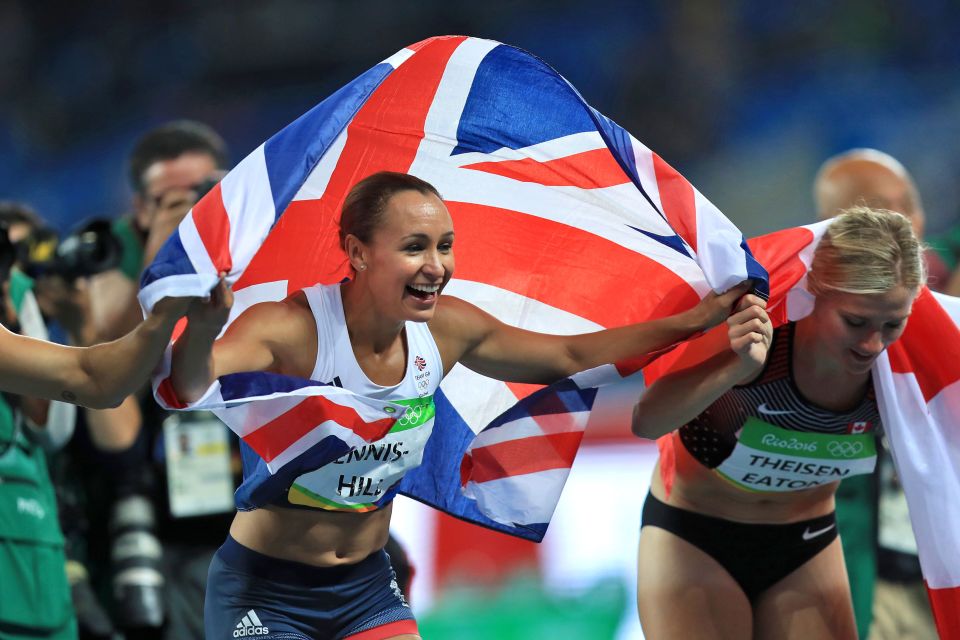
[192,178,220,201]
[110,494,166,631]
[55,219,122,279]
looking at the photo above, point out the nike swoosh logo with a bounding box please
[757,402,795,416]
[802,523,836,541]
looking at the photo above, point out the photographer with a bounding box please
[79,121,235,640]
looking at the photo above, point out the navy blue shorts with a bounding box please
[205,536,418,640]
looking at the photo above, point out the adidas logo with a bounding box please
[233,609,270,637]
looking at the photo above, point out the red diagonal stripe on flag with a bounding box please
[462,148,630,189]
[505,381,543,401]
[653,153,698,254]
[191,182,233,274]
[464,431,585,484]
[243,395,396,463]
[235,36,466,293]
[449,201,700,327]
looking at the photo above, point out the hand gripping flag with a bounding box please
[140,36,766,540]
[648,221,960,638]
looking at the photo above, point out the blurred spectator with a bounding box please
[815,148,951,290]
[0,201,44,244]
[0,208,77,639]
[813,148,938,640]
[87,120,228,346]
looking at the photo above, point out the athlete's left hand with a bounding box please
[184,274,234,335]
[727,294,772,372]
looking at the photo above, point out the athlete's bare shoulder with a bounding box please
[224,291,315,356]
[276,289,319,340]
[282,288,313,314]
[430,295,492,335]
[231,292,311,330]
[429,295,498,370]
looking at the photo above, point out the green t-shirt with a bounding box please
[112,216,145,282]
[0,272,74,634]
[7,268,32,314]
[0,270,63,546]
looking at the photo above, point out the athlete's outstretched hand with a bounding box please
[151,295,192,322]
[186,275,234,336]
[727,293,772,373]
[689,281,754,331]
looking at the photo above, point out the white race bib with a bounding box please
[287,396,435,510]
[716,418,877,493]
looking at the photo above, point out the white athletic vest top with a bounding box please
[283,283,443,511]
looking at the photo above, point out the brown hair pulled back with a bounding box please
[338,172,442,250]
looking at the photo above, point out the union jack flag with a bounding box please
[140,36,765,539]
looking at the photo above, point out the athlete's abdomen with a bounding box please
[229,502,393,567]
[652,446,838,524]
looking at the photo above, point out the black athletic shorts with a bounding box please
[641,492,838,601]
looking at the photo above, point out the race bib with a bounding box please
[716,417,876,492]
[164,412,235,517]
[287,396,435,510]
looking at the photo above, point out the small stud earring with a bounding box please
[358,264,367,271]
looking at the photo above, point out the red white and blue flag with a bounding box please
[649,222,960,638]
[139,35,766,540]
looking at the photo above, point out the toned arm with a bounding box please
[0,306,184,409]
[631,296,771,439]
[431,283,754,386]
[170,292,317,403]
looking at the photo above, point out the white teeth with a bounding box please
[409,284,440,293]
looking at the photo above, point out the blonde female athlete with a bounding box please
[171,171,751,640]
[632,207,923,640]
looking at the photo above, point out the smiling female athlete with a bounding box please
[632,206,924,640]
[170,171,750,640]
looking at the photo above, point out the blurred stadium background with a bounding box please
[3,1,959,638]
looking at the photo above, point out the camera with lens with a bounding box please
[18,218,122,281]
[192,177,220,202]
[110,493,166,634]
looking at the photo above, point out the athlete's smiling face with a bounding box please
[810,285,917,375]
[361,190,455,323]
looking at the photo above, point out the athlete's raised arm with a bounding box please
[631,294,771,440]
[432,281,755,386]
[0,296,190,409]
[169,285,317,403]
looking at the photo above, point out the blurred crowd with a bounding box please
[3,1,960,232]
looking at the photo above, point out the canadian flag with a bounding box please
[848,421,870,435]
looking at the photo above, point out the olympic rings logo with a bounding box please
[396,404,428,427]
[827,441,863,458]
